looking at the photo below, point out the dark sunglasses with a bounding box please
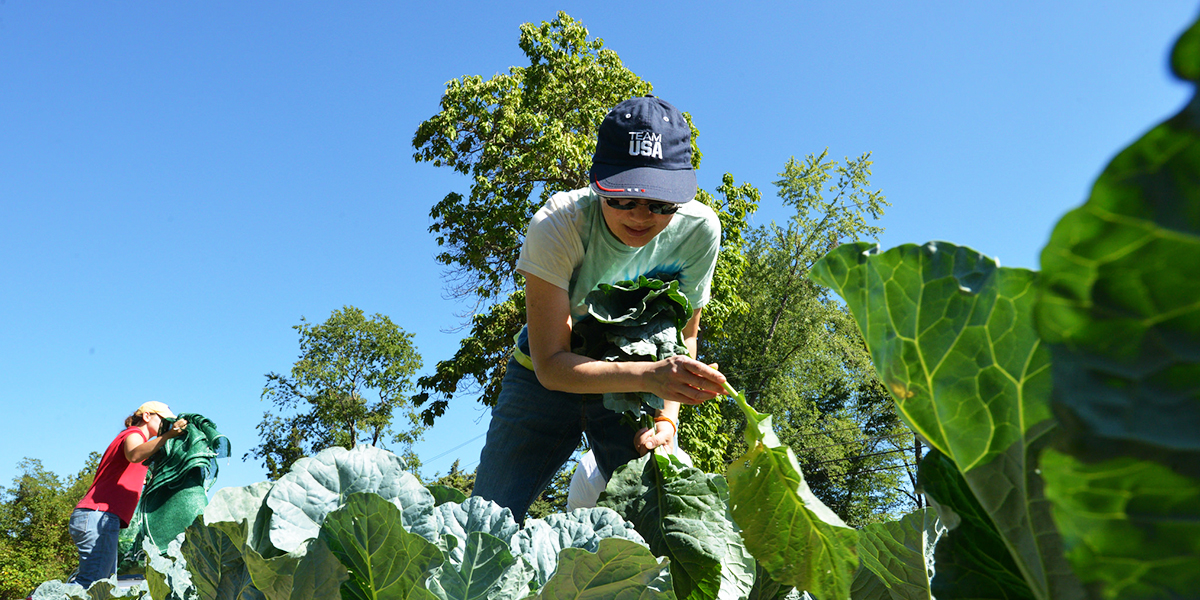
[603,196,680,215]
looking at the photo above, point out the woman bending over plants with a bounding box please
[472,96,727,523]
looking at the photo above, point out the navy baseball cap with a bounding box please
[589,95,698,204]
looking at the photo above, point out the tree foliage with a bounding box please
[247,306,424,479]
[0,453,98,599]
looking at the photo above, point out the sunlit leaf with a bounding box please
[320,492,443,600]
[724,385,858,600]
[811,242,1083,600]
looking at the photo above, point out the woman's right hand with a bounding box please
[645,358,726,405]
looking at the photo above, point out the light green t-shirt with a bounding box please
[513,188,721,365]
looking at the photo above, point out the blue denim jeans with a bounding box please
[473,359,641,523]
[68,508,121,588]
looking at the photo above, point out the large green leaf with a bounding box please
[265,445,438,552]
[204,482,277,557]
[427,485,468,507]
[810,241,1082,600]
[239,535,326,600]
[321,492,444,600]
[206,519,292,600]
[182,520,265,600]
[572,276,692,414]
[288,537,349,600]
[433,496,520,563]
[203,486,347,600]
[745,562,793,600]
[30,580,88,600]
[512,507,647,589]
[534,538,674,600]
[1036,20,1200,475]
[1034,16,1200,600]
[30,579,149,600]
[714,527,756,600]
[426,531,533,600]
[851,508,943,600]
[724,385,858,600]
[599,452,732,600]
[917,450,1033,600]
[1040,450,1200,598]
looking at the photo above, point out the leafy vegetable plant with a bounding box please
[571,275,692,422]
[809,13,1200,600]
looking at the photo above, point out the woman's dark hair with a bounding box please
[125,413,146,427]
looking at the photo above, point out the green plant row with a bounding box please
[33,440,942,600]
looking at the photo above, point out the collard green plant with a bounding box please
[915,450,1032,599]
[572,276,692,416]
[202,482,276,560]
[181,520,263,600]
[264,445,437,553]
[142,445,676,600]
[30,578,148,600]
[850,508,943,600]
[723,383,859,600]
[286,540,347,600]
[426,531,533,600]
[804,13,1200,600]
[1038,450,1199,599]
[427,485,468,507]
[511,507,647,589]
[321,492,445,600]
[433,496,521,566]
[1033,16,1200,599]
[809,241,1083,600]
[532,538,674,600]
[144,535,195,600]
[599,451,745,600]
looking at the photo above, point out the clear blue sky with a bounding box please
[2,2,1195,494]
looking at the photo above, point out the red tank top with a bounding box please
[76,427,149,527]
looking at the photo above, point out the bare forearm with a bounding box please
[533,350,655,395]
[126,436,170,464]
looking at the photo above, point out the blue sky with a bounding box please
[2,1,1196,494]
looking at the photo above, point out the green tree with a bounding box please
[427,459,475,498]
[699,151,914,525]
[247,306,424,479]
[0,453,98,598]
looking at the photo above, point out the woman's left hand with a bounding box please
[634,421,675,456]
